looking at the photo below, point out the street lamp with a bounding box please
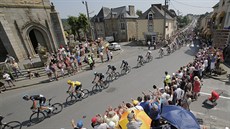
[82,1,94,40]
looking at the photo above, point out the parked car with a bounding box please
[108,42,121,50]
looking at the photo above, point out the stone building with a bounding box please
[91,5,138,42]
[137,4,177,43]
[0,0,66,62]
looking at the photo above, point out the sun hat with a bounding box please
[132,100,139,106]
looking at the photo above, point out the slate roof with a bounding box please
[212,2,219,8]
[104,6,138,19]
[91,7,111,22]
[138,4,173,20]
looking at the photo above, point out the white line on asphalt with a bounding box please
[200,92,230,100]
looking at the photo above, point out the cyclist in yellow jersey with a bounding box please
[67,80,82,95]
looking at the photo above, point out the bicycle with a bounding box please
[29,97,63,124]
[106,71,120,82]
[120,65,131,75]
[66,88,90,105]
[91,80,109,94]
[0,116,22,129]
[144,55,153,63]
[136,59,144,68]
[159,49,164,58]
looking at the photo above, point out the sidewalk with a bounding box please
[206,63,230,82]
[0,50,121,92]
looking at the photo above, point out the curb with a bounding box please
[1,51,122,92]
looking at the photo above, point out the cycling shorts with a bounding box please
[75,84,82,91]
[99,75,104,81]
[39,97,46,106]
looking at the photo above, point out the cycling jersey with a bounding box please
[109,66,116,71]
[122,61,128,67]
[75,81,82,86]
[75,81,82,91]
[138,55,143,61]
[30,94,46,106]
[95,73,104,80]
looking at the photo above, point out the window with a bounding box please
[121,22,125,30]
[148,13,153,20]
[148,24,153,32]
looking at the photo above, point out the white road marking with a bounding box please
[200,92,230,100]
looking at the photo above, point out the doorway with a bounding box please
[28,29,47,54]
[0,38,8,62]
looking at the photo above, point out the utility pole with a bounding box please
[82,1,94,40]
[163,0,169,40]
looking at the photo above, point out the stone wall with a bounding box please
[0,0,65,62]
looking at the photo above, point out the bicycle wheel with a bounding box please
[3,121,22,129]
[121,68,126,75]
[127,66,131,73]
[106,75,112,82]
[51,103,63,114]
[66,94,77,105]
[92,85,101,94]
[149,56,153,61]
[30,111,45,124]
[101,81,109,89]
[114,72,120,79]
[137,62,141,67]
[81,89,89,99]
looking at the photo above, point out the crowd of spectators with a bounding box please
[70,45,223,129]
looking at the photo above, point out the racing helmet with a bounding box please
[23,94,30,101]
[67,80,72,84]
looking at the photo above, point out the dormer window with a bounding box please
[148,13,153,20]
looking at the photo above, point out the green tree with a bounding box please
[136,9,142,17]
[78,13,89,40]
[67,16,81,40]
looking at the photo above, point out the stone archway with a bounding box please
[28,28,47,54]
[26,26,53,57]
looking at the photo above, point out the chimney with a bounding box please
[129,5,135,16]
[152,4,162,9]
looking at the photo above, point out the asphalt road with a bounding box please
[1,39,230,129]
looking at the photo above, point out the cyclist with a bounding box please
[67,80,83,98]
[120,60,129,69]
[159,48,164,56]
[137,55,144,65]
[92,72,105,84]
[145,50,152,59]
[106,64,116,74]
[23,94,53,112]
[166,44,171,54]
